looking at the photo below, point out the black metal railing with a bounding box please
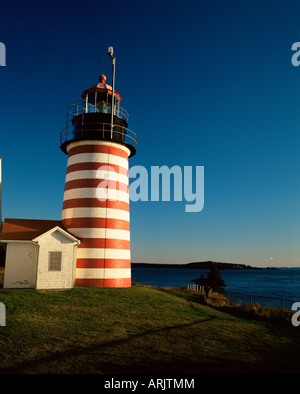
[66,100,129,123]
[60,122,137,150]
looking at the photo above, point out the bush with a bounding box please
[184,287,293,325]
[233,302,293,324]
[192,263,227,292]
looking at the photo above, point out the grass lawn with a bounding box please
[0,284,299,374]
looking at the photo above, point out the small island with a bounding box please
[131,261,273,270]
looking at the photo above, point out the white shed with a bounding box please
[1,218,80,290]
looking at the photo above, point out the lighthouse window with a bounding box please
[88,103,95,113]
[96,99,108,113]
[87,93,96,113]
[48,251,62,271]
[85,92,109,114]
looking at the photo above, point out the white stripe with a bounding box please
[77,248,131,259]
[66,140,131,156]
[67,228,130,240]
[96,188,129,203]
[67,153,128,170]
[76,268,131,279]
[62,207,130,221]
[65,170,128,185]
[63,188,129,203]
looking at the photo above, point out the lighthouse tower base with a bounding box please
[61,140,131,288]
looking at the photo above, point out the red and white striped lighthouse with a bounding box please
[60,47,137,288]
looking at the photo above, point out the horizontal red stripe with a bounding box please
[78,238,130,249]
[66,162,128,176]
[75,278,131,288]
[76,259,131,269]
[62,217,130,230]
[62,198,129,211]
[64,178,128,192]
[68,144,129,159]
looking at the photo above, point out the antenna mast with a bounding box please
[108,46,116,139]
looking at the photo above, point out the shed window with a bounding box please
[48,251,62,271]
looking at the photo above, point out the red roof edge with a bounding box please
[0,218,75,241]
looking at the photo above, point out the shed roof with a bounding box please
[0,218,76,241]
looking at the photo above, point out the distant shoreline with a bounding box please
[131,261,276,270]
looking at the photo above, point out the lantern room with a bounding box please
[81,74,123,117]
[60,74,137,157]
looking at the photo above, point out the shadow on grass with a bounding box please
[0,317,220,374]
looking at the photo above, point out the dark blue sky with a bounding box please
[1,0,300,266]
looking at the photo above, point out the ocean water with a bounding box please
[131,267,300,309]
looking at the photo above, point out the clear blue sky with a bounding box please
[0,0,299,267]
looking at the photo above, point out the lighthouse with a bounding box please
[60,47,137,288]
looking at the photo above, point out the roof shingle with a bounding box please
[1,218,68,241]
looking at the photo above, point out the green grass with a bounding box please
[0,284,299,374]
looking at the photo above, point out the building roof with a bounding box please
[1,218,72,241]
